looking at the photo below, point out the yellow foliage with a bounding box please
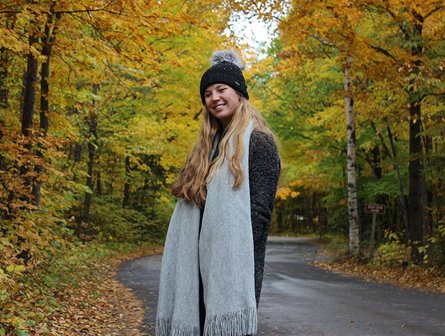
[276,187,300,200]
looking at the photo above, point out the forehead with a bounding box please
[205,83,228,92]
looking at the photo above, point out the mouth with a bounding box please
[213,103,225,111]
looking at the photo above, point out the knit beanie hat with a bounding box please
[200,50,249,105]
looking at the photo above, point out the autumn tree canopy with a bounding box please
[1,0,445,333]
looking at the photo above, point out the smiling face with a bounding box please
[204,83,241,128]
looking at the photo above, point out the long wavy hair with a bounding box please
[172,97,276,206]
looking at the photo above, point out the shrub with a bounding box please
[372,231,410,267]
[424,225,445,267]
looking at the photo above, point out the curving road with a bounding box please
[118,237,445,336]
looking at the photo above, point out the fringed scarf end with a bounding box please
[204,307,257,336]
[156,318,200,336]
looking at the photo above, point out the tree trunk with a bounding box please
[0,13,17,108]
[80,84,99,235]
[0,122,13,219]
[386,124,410,244]
[408,101,426,262]
[407,21,427,264]
[32,4,58,207]
[96,171,102,195]
[123,155,131,207]
[74,142,82,162]
[0,48,10,108]
[421,124,433,238]
[21,34,38,137]
[371,146,382,180]
[20,27,39,203]
[344,56,360,255]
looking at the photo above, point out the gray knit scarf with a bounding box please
[156,121,257,336]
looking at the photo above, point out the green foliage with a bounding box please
[359,171,405,202]
[424,225,445,266]
[88,195,171,242]
[319,233,348,256]
[243,0,445,266]
[372,232,410,267]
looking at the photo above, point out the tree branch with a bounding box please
[424,6,444,19]
[368,43,398,62]
[428,91,445,97]
[54,0,115,14]
[411,9,424,23]
[309,33,335,48]
[383,5,410,40]
[1,1,116,15]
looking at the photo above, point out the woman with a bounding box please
[156,50,280,336]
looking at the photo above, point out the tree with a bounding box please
[245,0,445,261]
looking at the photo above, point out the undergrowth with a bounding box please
[0,240,161,336]
[314,232,445,292]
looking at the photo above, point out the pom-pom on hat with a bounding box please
[200,50,249,105]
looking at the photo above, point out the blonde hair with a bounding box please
[172,97,276,205]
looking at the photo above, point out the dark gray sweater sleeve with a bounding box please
[249,130,280,305]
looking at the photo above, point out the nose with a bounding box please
[210,91,220,101]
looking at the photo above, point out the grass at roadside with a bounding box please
[313,234,445,293]
[0,241,163,336]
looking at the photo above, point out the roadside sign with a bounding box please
[365,203,385,214]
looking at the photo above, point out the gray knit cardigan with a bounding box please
[246,130,280,305]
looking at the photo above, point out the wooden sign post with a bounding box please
[365,203,386,257]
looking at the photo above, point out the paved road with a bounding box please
[118,237,445,336]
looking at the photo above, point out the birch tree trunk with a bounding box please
[344,56,360,254]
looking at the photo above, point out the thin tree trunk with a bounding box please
[0,48,10,108]
[96,171,102,195]
[408,100,426,262]
[386,124,410,244]
[370,121,390,158]
[81,84,99,235]
[407,21,427,264]
[74,142,82,162]
[21,35,38,137]
[0,122,13,219]
[344,56,360,255]
[32,3,59,206]
[123,155,131,207]
[20,27,39,202]
[371,146,382,180]
[421,123,433,238]
[0,13,17,108]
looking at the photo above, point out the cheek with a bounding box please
[232,96,241,107]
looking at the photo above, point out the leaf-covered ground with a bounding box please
[44,245,163,336]
[313,258,445,293]
[38,239,444,336]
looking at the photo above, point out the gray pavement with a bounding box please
[117,237,445,336]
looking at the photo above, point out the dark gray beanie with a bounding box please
[200,50,249,105]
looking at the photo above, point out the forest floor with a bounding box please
[313,258,445,293]
[44,237,444,335]
[313,242,445,294]
[43,244,163,336]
